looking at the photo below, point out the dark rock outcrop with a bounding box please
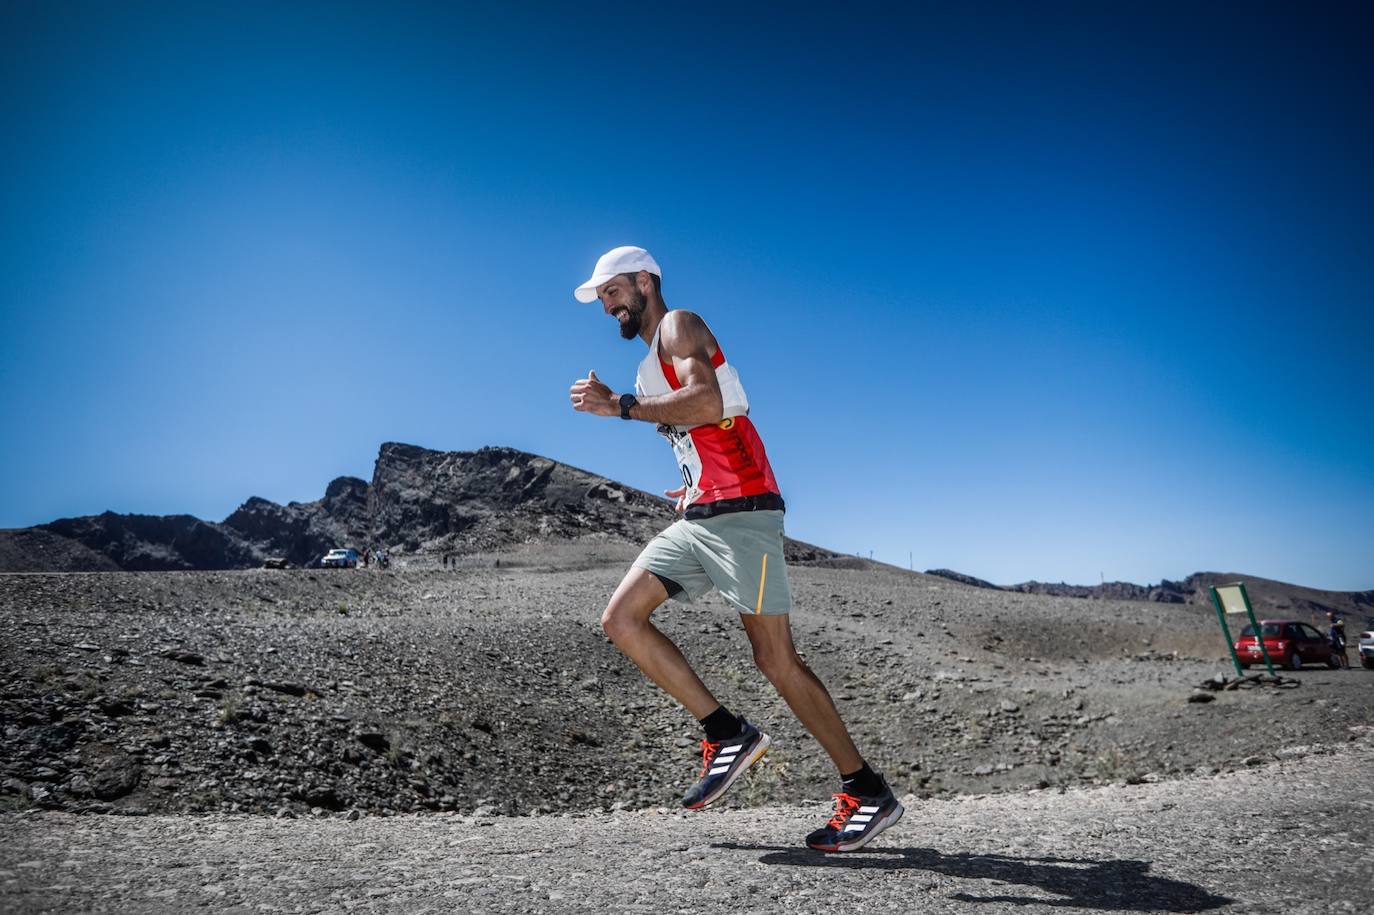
[925,569,1002,590]
[39,513,255,572]
[1008,578,1191,604]
[2,443,838,571]
[222,476,370,568]
[365,444,675,554]
[0,528,120,572]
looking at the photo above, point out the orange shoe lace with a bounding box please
[698,739,722,778]
[827,791,861,829]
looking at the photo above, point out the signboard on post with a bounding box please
[1209,582,1277,677]
[1214,585,1249,617]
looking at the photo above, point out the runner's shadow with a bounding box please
[711,844,1232,912]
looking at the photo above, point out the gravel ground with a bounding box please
[3,735,1371,914]
[3,562,1372,819]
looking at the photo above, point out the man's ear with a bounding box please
[636,270,655,297]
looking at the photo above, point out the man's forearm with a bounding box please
[630,386,723,427]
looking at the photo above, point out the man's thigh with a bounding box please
[693,510,793,616]
[739,611,799,655]
[632,521,715,603]
[604,566,673,624]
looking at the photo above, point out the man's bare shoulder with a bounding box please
[658,310,717,358]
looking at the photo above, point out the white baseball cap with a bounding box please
[573,246,661,303]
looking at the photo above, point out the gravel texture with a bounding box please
[2,737,1371,914]
[3,557,1373,912]
[3,560,1372,819]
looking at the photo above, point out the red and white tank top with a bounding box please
[635,314,781,508]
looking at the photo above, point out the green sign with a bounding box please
[1209,582,1276,677]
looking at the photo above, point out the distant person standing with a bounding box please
[568,246,902,852]
[1327,612,1349,669]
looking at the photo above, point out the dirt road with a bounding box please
[4,734,1370,914]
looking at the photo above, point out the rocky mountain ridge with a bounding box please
[924,568,1374,621]
[2,441,1366,617]
[0,443,836,573]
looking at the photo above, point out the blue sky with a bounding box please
[3,2,1371,589]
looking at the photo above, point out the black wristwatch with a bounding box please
[619,393,638,420]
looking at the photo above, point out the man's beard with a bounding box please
[618,287,647,339]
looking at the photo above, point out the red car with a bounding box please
[1234,619,1339,671]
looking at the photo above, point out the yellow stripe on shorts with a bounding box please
[754,553,768,615]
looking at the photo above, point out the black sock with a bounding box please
[699,705,743,741]
[840,762,883,797]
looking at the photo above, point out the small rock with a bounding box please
[262,682,310,697]
[91,755,140,800]
[356,732,390,753]
[1187,691,1216,704]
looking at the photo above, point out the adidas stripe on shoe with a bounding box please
[805,781,904,852]
[680,718,770,810]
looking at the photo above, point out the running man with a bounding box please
[568,245,902,852]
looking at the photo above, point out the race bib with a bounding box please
[659,424,704,506]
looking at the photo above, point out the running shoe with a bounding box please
[805,781,904,852]
[680,718,770,810]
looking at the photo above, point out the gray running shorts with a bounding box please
[633,509,793,616]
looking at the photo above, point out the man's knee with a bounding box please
[752,644,804,683]
[601,594,655,644]
[602,569,670,644]
[600,603,636,643]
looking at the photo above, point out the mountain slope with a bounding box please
[0,443,836,572]
[927,568,1374,621]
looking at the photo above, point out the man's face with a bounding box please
[598,273,647,340]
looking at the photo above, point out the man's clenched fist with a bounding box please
[569,369,618,416]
